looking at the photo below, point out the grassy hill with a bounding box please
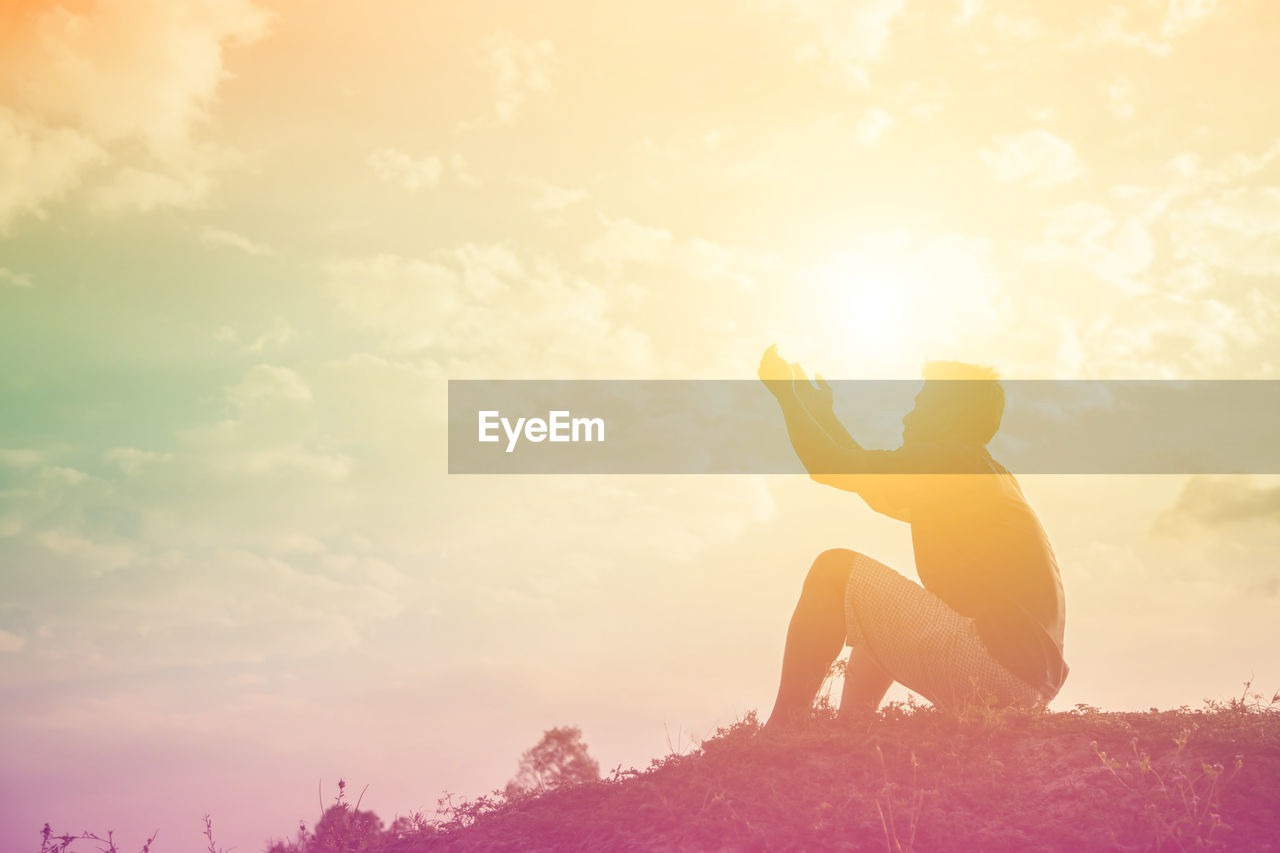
[42,692,1280,853]
[370,691,1279,852]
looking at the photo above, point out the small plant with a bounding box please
[873,742,924,853]
[39,824,157,853]
[1092,730,1243,851]
[201,815,227,853]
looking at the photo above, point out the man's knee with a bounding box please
[803,548,861,594]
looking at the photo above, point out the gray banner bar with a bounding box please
[447,380,1280,474]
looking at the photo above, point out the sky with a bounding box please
[2,0,1280,850]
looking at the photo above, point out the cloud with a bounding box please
[450,154,481,187]
[368,148,444,191]
[199,225,274,255]
[1012,141,1280,376]
[0,106,106,232]
[87,160,217,215]
[1028,201,1155,291]
[1168,188,1280,276]
[1161,0,1226,39]
[1070,6,1174,55]
[527,180,588,214]
[226,364,312,408]
[768,0,906,87]
[0,265,33,287]
[245,318,296,353]
[0,629,24,653]
[0,0,271,229]
[582,218,674,266]
[1155,476,1280,531]
[36,529,136,576]
[0,448,43,468]
[954,0,983,26]
[211,318,295,352]
[1073,1,1228,55]
[582,215,776,288]
[854,107,892,145]
[483,31,556,124]
[981,129,1084,187]
[132,364,353,499]
[103,448,174,475]
[1108,76,1134,118]
[327,244,655,377]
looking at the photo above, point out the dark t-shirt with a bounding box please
[851,441,1069,697]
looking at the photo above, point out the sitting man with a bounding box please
[757,346,1068,726]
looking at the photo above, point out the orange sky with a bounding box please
[2,1,1280,850]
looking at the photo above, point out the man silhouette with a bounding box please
[758,346,1068,726]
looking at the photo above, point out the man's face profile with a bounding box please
[901,382,951,445]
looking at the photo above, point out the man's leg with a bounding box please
[840,645,894,715]
[765,549,855,729]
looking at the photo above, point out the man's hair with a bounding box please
[921,360,1005,445]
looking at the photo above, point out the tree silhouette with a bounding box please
[311,801,384,851]
[264,779,386,853]
[505,725,600,797]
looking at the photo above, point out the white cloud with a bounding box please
[0,448,43,469]
[582,215,776,289]
[1028,201,1155,290]
[1067,6,1170,54]
[0,265,33,287]
[0,629,25,653]
[89,164,215,214]
[854,107,892,145]
[0,0,271,151]
[1073,2,1227,55]
[0,106,106,232]
[245,318,296,353]
[990,12,1048,42]
[1016,145,1280,376]
[327,244,655,377]
[1108,76,1134,118]
[211,319,295,352]
[161,364,351,487]
[0,0,271,228]
[226,364,313,408]
[483,31,556,124]
[103,448,174,475]
[1169,188,1280,276]
[450,154,481,187]
[199,225,274,255]
[1161,0,1226,39]
[954,0,982,26]
[768,0,907,87]
[980,129,1084,187]
[582,217,675,266]
[528,180,588,213]
[368,148,444,191]
[36,529,135,576]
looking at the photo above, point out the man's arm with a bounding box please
[773,383,863,476]
[758,347,913,521]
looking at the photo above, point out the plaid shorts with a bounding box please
[843,551,1051,712]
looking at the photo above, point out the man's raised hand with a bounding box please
[758,344,794,399]
[791,363,834,418]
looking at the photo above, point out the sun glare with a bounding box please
[815,252,920,360]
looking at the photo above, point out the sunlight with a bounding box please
[803,232,1003,375]
[814,250,922,363]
